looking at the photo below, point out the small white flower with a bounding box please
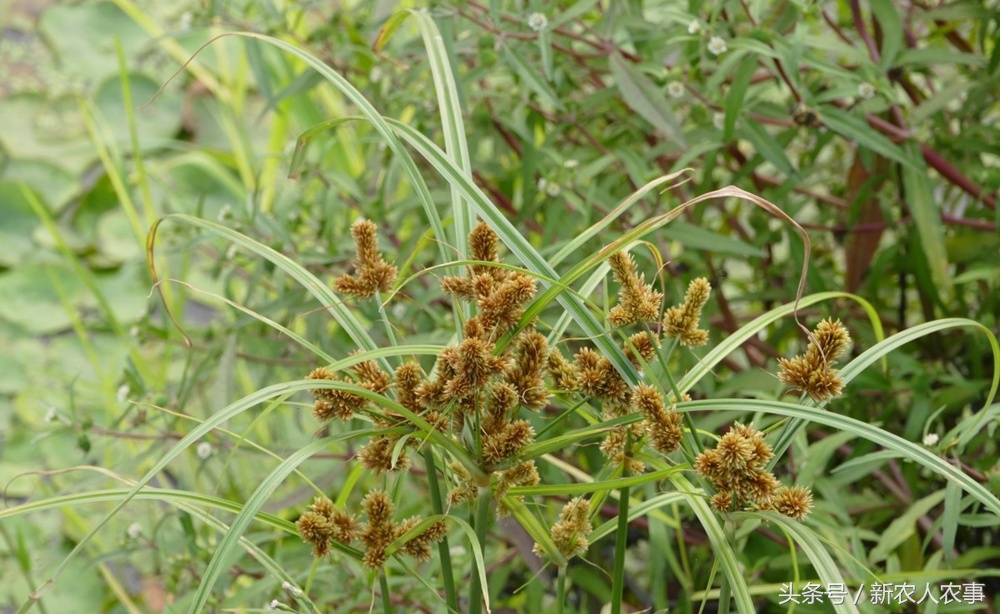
[127,522,142,539]
[117,385,130,403]
[369,66,384,83]
[688,20,701,35]
[196,442,213,459]
[857,82,875,99]
[563,159,579,169]
[266,600,282,611]
[282,581,302,597]
[713,112,726,130]
[667,81,685,98]
[527,12,548,32]
[45,407,58,423]
[707,36,728,56]
[922,433,939,446]
[536,177,548,193]
[545,181,562,197]
[179,11,193,31]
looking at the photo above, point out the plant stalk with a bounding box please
[610,468,631,614]
[469,486,492,614]
[423,448,459,613]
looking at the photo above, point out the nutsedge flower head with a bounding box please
[296,496,358,557]
[662,277,712,347]
[534,497,592,559]
[333,219,397,298]
[631,385,683,455]
[777,318,850,402]
[773,485,813,520]
[607,251,664,327]
[357,435,410,473]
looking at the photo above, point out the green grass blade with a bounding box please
[189,433,372,613]
[737,511,860,614]
[409,9,474,263]
[232,32,451,266]
[677,291,884,394]
[148,214,391,371]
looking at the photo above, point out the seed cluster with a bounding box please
[777,318,850,402]
[333,219,398,297]
[695,423,813,520]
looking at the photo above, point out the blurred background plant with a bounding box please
[0,0,998,612]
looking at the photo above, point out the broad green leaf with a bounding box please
[608,53,686,147]
[870,0,903,69]
[502,45,562,109]
[902,144,952,295]
[820,106,915,170]
[741,120,796,176]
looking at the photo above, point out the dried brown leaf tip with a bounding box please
[777,318,850,402]
[296,496,358,557]
[607,251,664,327]
[695,423,812,520]
[334,219,397,298]
[663,277,712,347]
[533,497,592,560]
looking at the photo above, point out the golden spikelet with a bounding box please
[482,419,535,465]
[446,462,478,507]
[398,519,448,562]
[506,330,550,411]
[695,423,789,513]
[394,362,424,412]
[357,435,410,474]
[623,331,659,367]
[297,496,358,557]
[607,251,664,327]
[533,497,592,559]
[773,486,814,520]
[296,511,333,557]
[360,490,396,569]
[333,220,397,298]
[662,277,712,347]
[547,349,579,391]
[778,318,850,402]
[495,460,540,517]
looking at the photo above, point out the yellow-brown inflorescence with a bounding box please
[533,497,593,559]
[495,460,541,517]
[607,251,664,327]
[777,318,850,402]
[662,277,712,347]
[631,384,683,456]
[296,496,359,558]
[695,423,813,520]
[347,490,448,569]
[772,485,814,520]
[334,219,398,298]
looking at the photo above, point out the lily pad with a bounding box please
[0,263,87,334]
[0,181,43,267]
[38,2,149,84]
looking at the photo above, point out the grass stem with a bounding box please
[423,448,459,612]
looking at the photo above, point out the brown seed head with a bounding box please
[333,220,398,298]
[773,486,814,520]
